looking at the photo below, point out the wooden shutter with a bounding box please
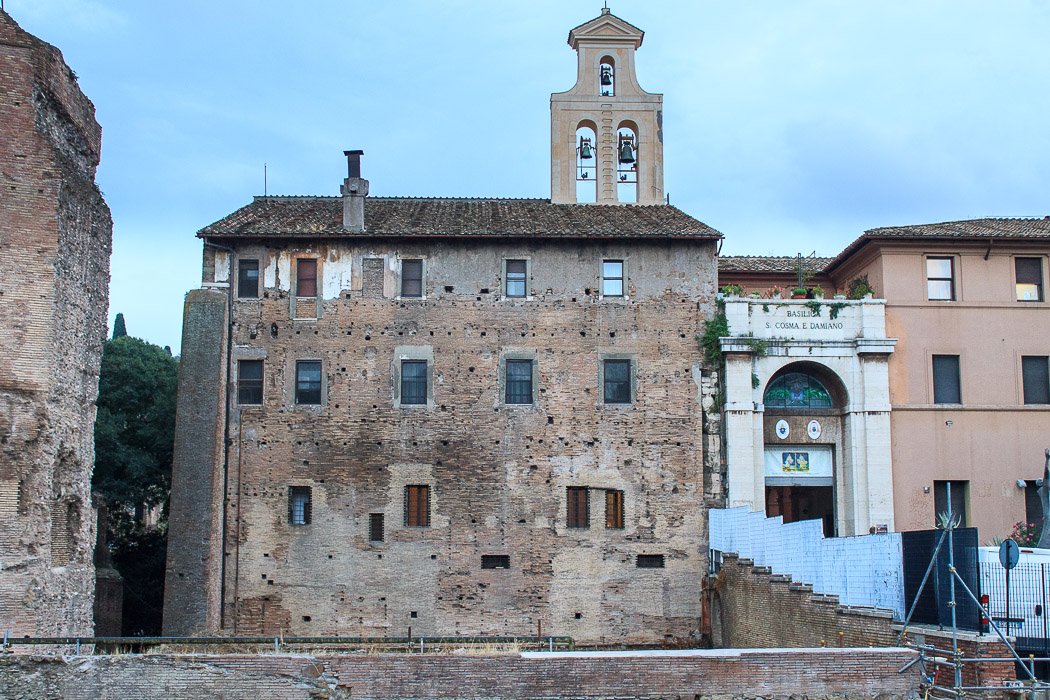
[297,259,317,297]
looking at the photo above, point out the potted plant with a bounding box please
[768,285,783,299]
[720,283,744,298]
[791,287,807,299]
[812,285,825,299]
[847,275,875,300]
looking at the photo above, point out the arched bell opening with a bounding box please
[615,121,638,204]
[575,121,598,203]
[599,56,616,97]
[761,362,848,536]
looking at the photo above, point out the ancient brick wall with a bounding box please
[167,236,721,644]
[0,10,112,636]
[0,649,922,699]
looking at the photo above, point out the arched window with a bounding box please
[764,372,833,409]
[575,122,597,203]
[599,57,615,97]
[616,122,638,203]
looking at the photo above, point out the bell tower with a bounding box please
[551,8,664,205]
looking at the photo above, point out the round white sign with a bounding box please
[807,420,822,439]
[775,420,790,440]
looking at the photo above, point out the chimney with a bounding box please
[341,150,368,232]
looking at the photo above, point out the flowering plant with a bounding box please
[1009,520,1042,547]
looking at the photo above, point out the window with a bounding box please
[401,259,423,298]
[481,555,510,569]
[1026,481,1045,536]
[369,513,385,542]
[926,257,954,301]
[404,485,430,527]
[505,259,527,298]
[1016,258,1044,302]
[505,359,534,405]
[1022,356,1050,404]
[288,487,312,526]
[605,489,624,529]
[400,360,428,405]
[237,360,263,405]
[567,486,589,529]
[296,360,322,405]
[602,260,624,297]
[636,554,665,569]
[933,480,967,527]
[764,372,834,409]
[238,259,259,298]
[296,259,317,297]
[932,355,961,404]
[603,358,631,404]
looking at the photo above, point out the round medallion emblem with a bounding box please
[775,420,790,440]
[807,420,822,439]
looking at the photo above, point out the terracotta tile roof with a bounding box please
[718,256,833,274]
[826,217,1050,272]
[197,196,722,241]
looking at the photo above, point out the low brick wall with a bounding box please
[1,648,921,699]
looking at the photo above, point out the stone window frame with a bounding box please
[501,257,533,301]
[598,353,637,407]
[599,258,629,301]
[498,350,539,407]
[393,346,435,409]
[236,257,260,299]
[293,358,326,407]
[397,257,427,301]
[290,253,322,320]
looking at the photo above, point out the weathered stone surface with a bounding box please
[0,9,112,637]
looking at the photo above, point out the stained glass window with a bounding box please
[763,372,833,409]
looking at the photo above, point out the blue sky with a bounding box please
[11,1,1050,351]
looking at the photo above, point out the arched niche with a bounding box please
[599,56,616,97]
[575,121,598,203]
[615,120,638,204]
[763,361,848,411]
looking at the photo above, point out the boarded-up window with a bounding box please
[567,486,589,529]
[238,259,259,298]
[605,489,624,529]
[401,259,423,298]
[363,257,385,298]
[238,359,263,405]
[369,512,385,542]
[296,259,317,297]
[51,501,75,566]
[288,486,312,526]
[1016,257,1044,302]
[404,485,430,527]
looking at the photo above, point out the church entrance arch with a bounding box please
[762,362,847,536]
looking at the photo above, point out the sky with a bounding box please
[9,1,1050,351]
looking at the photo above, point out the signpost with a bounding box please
[999,539,1021,635]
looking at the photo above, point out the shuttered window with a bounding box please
[296,259,317,297]
[1022,356,1050,405]
[932,355,961,404]
[404,485,430,527]
[288,487,312,526]
[401,259,423,298]
[1016,258,1044,302]
[567,486,589,529]
[605,489,624,529]
[369,513,385,542]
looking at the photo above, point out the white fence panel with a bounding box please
[709,507,904,619]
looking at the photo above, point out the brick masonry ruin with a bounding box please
[0,10,113,636]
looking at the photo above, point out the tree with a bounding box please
[112,312,127,339]
[93,333,178,635]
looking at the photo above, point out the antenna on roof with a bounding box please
[264,163,267,198]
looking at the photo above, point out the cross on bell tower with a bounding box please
[551,8,664,205]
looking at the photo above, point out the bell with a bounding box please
[618,139,635,164]
[580,139,593,160]
[600,67,613,86]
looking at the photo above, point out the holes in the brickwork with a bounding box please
[468,367,475,372]
[627,439,634,446]
[445,286,454,293]
[610,331,616,338]
[411,611,418,618]
[637,554,665,568]
[585,288,593,296]
[574,612,582,620]
[480,331,486,337]
[430,554,437,560]
[441,440,449,446]
[580,331,586,337]
[268,580,274,585]
[481,288,490,294]
[327,554,333,559]
[429,331,434,336]
[302,616,311,622]
[365,334,371,340]
[296,330,300,335]
[547,416,554,424]
[263,553,270,558]
[481,555,510,569]
[346,331,351,335]
[476,297,482,301]
[440,405,447,411]
[262,574,267,579]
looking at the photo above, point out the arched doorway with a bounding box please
[762,363,847,536]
